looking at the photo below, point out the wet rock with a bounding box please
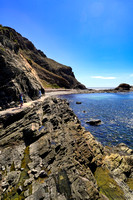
[76,101,82,104]
[83,110,86,113]
[86,119,102,125]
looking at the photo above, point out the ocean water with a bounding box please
[59,92,133,149]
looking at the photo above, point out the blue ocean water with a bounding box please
[59,92,133,149]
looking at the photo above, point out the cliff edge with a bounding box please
[0,25,86,109]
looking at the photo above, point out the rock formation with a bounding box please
[86,119,102,126]
[115,83,131,91]
[0,97,132,199]
[0,25,86,109]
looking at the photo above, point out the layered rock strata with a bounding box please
[0,97,132,200]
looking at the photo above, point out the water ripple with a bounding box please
[59,92,133,149]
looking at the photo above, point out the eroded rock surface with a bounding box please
[0,97,132,199]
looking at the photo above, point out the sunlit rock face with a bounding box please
[0,25,86,109]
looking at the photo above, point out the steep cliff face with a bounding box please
[0,97,132,200]
[0,45,45,109]
[0,25,86,109]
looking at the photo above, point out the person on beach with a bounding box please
[19,93,23,108]
[39,90,42,98]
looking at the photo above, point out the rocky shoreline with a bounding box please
[0,97,133,200]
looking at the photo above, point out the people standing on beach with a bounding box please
[39,90,42,98]
[19,93,23,108]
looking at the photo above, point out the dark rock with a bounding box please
[2,181,9,189]
[83,110,86,113]
[76,101,82,104]
[86,119,102,125]
[17,186,23,194]
[39,170,47,178]
[115,83,131,91]
[31,169,38,174]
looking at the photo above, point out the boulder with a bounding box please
[86,119,102,125]
[115,83,131,91]
[76,101,82,104]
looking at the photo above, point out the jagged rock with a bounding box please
[0,44,44,109]
[0,97,132,200]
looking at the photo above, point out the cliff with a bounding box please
[0,25,86,109]
[0,97,132,200]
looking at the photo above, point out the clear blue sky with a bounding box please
[1,0,133,87]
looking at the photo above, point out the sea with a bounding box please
[59,92,133,149]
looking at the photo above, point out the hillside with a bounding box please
[0,25,86,109]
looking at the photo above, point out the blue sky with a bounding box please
[1,0,133,87]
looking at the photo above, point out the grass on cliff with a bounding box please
[94,167,126,200]
[40,79,60,89]
[22,52,67,89]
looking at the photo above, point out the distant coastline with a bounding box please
[87,87,115,90]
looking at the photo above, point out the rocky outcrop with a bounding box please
[0,45,44,109]
[115,83,131,91]
[0,25,86,110]
[86,119,102,126]
[0,97,132,199]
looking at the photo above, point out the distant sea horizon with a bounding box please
[87,87,115,90]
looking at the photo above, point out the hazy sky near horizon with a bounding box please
[1,0,133,87]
